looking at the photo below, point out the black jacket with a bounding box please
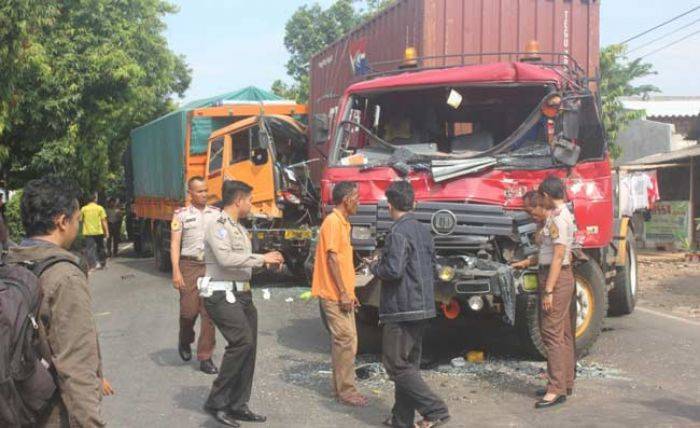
[371,213,436,323]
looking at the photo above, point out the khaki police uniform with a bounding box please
[201,211,265,412]
[537,204,576,396]
[171,205,219,361]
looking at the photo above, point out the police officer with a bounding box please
[171,176,219,374]
[201,180,283,427]
[534,176,576,409]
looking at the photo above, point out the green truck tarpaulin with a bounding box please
[129,86,288,201]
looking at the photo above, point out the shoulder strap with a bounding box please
[31,255,85,278]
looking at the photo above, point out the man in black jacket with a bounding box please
[370,181,450,428]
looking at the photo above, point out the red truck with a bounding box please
[309,0,636,357]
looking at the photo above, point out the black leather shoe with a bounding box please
[200,359,218,375]
[536,388,572,397]
[229,409,267,423]
[208,409,240,427]
[535,395,567,409]
[178,343,191,362]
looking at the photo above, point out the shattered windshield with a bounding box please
[330,85,553,166]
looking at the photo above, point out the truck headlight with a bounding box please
[351,225,372,240]
[522,273,539,292]
[437,265,456,282]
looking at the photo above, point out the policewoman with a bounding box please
[200,180,283,427]
[535,176,576,409]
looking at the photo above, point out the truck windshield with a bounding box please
[330,85,552,165]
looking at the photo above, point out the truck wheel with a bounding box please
[319,303,382,354]
[134,220,151,257]
[153,222,171,272]
[516,260,607,359]
[609,230,637,316]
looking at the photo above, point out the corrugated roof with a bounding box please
[621,96,700,118]
[624,143,700,166]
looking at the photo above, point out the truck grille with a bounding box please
[348,201,536,250]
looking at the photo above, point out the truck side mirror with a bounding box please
[561,100,581,140]
[251,148,268,166]
[258,130,271,149]
[313,113,329,145]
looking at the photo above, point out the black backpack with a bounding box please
[0,255,80,427]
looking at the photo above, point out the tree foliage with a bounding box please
[0,0,190,193]
[599,44,659,158]
[277,0,392,103]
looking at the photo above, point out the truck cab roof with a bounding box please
[345,61,567,96]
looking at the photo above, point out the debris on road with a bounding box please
[450,357,466,368]
[466,350,485,363]
[262,289,271,300]
[282,353,625,397]
[299,290,313,301]
[285,297,294,303]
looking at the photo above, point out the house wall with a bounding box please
[614,119,673,165]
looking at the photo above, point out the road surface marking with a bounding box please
[636,306,700,327]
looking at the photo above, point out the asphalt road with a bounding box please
[92,254,700,428]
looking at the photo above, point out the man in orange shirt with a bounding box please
[312,181,368,407]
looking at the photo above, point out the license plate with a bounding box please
[284,229,312,240]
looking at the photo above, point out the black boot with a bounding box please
[178,342,191,361]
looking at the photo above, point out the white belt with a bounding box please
[196,277,249,303]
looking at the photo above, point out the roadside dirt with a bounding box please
[637,251,700,319]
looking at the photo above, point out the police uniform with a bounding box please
[171,205,219,361]
[201,210,265,413]
[537,204,576,397]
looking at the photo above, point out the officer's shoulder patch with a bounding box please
[548,222,560,239]
[216,228,228,239]
[171,218,182,231]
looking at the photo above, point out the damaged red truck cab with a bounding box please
[316,60,635,357]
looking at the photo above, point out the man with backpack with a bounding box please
[4,176,109,427]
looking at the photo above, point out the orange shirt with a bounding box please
[311,209,356,301]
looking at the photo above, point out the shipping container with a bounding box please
[308,0,600,177]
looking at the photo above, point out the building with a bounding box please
[615,96,699,165]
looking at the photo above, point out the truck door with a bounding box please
[221,118,280,218]
[205,135,225,205]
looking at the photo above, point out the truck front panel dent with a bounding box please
[323,159,613,249]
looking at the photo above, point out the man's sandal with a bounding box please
[338,393,368,407]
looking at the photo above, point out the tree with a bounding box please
[599,44,659,158]
[0,0,190,193]
[278,0,392,103]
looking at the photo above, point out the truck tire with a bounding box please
[516,260,608,359]
[134,220,151,257]
[319,303,382,354]
[608,230,637,316]
[153,222,171,272]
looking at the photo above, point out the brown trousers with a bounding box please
[179,259,216,361]
[320,298,359,400]
[538,266,576,396]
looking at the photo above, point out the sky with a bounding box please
[164,0,700,103]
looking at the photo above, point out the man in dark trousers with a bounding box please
[371,181,450,428]
[201,180,284,427]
